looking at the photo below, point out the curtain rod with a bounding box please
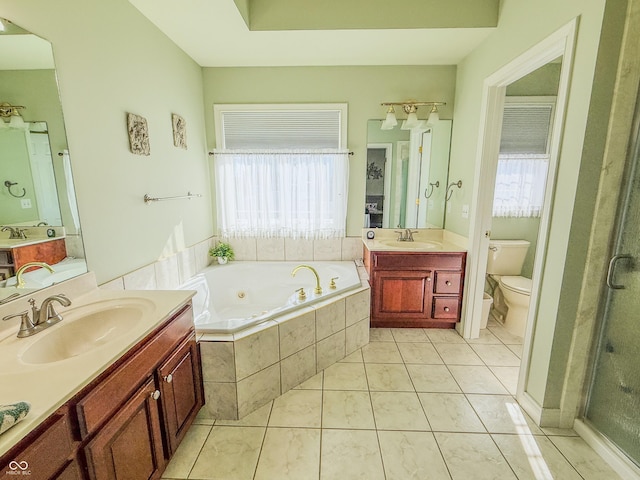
[209,151,354,156]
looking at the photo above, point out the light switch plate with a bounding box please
[21,198,32,209]
[462,204,469,218]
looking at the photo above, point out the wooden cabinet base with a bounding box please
[370,319,456,329]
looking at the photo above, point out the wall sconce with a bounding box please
[380,101,446,130]
[0,102,26,129]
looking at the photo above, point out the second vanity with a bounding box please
[0,275,203,480]
[363,229,467,328]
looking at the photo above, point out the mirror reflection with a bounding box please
[0,18,87,301]
[365,118,452,229]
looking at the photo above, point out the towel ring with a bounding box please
[424,181,440,199]
[445,180,462,201]
[4,181,26,198]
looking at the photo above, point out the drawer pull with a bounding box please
[444,307,450,312]
[164,374,173,383]
[427,277,431,282]
[150,390,161,400]
[445,280,451,286]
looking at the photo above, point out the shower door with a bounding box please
[583,107,640,467]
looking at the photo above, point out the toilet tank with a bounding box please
[487,240,531,275]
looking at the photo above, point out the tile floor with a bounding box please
[162,320,622,480]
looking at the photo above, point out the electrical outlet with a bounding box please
[21,198,32,209]
[462,204,469,218]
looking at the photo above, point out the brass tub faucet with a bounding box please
[291,264,322,295]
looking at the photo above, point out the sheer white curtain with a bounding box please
[214,149,349,239]
[492,154,548,217]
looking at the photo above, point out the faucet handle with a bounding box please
[394,230,405,241]
[329,277,339,289]
[296,287,307,301]
[2,311,35,338]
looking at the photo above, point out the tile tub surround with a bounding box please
[198,286,371,420]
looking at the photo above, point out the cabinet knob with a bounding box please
[164,374,173,383]
[444,307,450,312]
[150,390,161,400]
[445,280,451,286]
[427,277,431,282]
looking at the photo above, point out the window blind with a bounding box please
[500,103,554,154]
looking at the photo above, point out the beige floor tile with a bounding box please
[215,401,272,427]
[189,426,265,480]
[488,324,524,344]
[506,343,524,358]
[436,432,517,479]
[549,436,624,479]
[361,342,403,363]
[418,393,485,433]
[490,366,520,395]
[323,362,369,391]
[433,343,484,365]
[448,365,510,394]
[254,428,321,480]
[269,389,322,428]
[492,434,583,480]
[293,371,323,390]
[338,349,363,363]
[320,429,385,480]
[397,342,443,364]
[378,431,451,480]
[370,391,430,431]
[365,363,414,391]
[425,328,465,343]
[322,390,375,429]
[162,425,212,479]
[369,328,394,342]
[391,328,430,342]
[466,329,502,344]
[407,364,462,393]
[466,394,542,434]
[471,343,521,366]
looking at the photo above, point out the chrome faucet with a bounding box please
[1,226,27,240]
[291,264,323,295]
[15,262,54,288]
[394,229,418,242]
[2,294,71,338]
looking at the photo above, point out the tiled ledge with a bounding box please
[197,286,371,420]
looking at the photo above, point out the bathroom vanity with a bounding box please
[0,284,203,480]
[0,237,67,279]
[363,230,467,328]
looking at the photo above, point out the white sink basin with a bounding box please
[379,240,442,250]
[20,298,154,365]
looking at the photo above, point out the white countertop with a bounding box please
[0,288,195,457]
[0,236,65,250]
[361,228,468,253]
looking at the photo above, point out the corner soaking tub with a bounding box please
[186,261,362,334]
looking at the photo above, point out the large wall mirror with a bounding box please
[365,118,452,229]
[0,18,86,302]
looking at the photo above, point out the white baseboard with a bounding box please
[518,392,543,424]
[573,419,640,479]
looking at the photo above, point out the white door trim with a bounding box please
[462,19,578,407]
[367,143,393,228]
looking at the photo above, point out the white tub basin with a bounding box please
[20,298,154,365]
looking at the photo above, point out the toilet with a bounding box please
[486,240,531,337]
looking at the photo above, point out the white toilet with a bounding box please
[486,240,531,337]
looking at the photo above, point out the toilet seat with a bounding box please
[499,276,532,296]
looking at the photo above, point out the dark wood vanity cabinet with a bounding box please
[365,248,466,328]
[0,302,204,480]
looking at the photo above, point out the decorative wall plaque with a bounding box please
[127,113,150,156]
[172,113,187,149]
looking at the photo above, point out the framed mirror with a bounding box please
[0,17,86,302]
[365,118,452,229]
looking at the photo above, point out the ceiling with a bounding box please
[128,0,497,67]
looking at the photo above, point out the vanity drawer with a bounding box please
[431,297,460,320]
[76,304,194,438]
[434,272,462,294]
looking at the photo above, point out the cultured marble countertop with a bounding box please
[0,288,195,457]
[361,228,468,253]
[0,236,66,249]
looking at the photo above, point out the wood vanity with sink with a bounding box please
[0,287,203,480]
[363,230,467,329]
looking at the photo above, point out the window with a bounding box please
[493,97,555,218]
[213,104,349,239]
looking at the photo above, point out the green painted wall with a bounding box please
[1,0,212,284]
[202,65,457,236]
[0,129,39,224]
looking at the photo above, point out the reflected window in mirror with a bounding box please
[0,17,87,302]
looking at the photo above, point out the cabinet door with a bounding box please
[84,378,165,480]
[158,335,204,454]
[372,270,432,320]
[55,460,83,480]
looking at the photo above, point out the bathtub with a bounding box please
[188,261,362,334]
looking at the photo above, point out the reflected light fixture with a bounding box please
[380,101,446,130]
[0,102,26,129]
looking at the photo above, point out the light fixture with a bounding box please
[0,103,26,129]
[380,101,446,130]
[0,19,5,32]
